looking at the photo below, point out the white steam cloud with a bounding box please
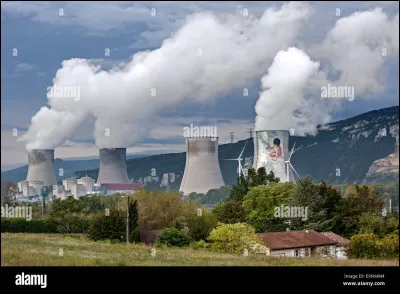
[255,7,399,134]
[19,2,312,150]
[19,3,399,149]
[255,47,326,134]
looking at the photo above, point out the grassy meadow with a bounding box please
[1,233,398,266]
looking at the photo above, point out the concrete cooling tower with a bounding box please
[26,149,57,186]
[97,148,130,184]
[179,137,225,195]
[253,130,295,183]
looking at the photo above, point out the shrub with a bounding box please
[187,213,217,241]
[347,234,388,259]
[88,212,125,242]
[378,234,399,259]
[155,228,191,247]
[190,240,211,250]
[207,223,268,255]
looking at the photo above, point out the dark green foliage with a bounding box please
[334,185,385,238]
[187,213,218,241]
[213,200,245,224]
[290,177,342,232]
[55,215,91,234]
[1,218,59,233]
[155,228,191,247]
[187,186,232,205]
[88,211,125,242]
[228,174,249,202]
[228,169,280,202]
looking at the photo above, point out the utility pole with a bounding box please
[126,195,130,244]
[230,132,235,143]
[248,128,253,138]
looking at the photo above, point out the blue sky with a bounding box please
[1,1,399,169]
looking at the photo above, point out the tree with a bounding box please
[208,223,268,255]
[334,185,385,238]
[187,212,218,241]
[359,212,384,235]
[133,190,197,240]
[213,200,245,224]
[227,174,248,202]
[227,169,280,202]
[1,181,17,205]
[242,182,295,232]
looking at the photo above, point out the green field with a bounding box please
[1,233,398,266]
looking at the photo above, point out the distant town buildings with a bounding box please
[15,174,142,202]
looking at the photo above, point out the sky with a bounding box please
[1,1,399,170]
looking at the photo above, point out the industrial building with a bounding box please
[179,137,225,195]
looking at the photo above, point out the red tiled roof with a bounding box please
[258,230,337,250]
[100,183,142,190]
[321,232,349,246]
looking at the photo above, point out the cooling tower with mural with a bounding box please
[253,130,294,183]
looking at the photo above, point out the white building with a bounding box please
[62,177,77,191]
[16,180,44,197]
[77,175,95,193]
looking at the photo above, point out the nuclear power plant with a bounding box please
[26,149,57,186]
[97,148,130,184]
[180,137,225,195]
[253,130,295,183]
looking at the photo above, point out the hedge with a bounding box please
[1,218,59,233]
[1,217,91,234]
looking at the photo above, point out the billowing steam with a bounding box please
[20,2,312,150]
[19,3,399,149]
[255,7,399,134]
[255,47,327,134]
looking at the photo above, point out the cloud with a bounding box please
[15,62,35,72]
[309,8,399,96]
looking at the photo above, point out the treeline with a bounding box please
[1,170,398,259]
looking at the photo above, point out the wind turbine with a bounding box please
[285,142,301,182]
[223,140,248,176]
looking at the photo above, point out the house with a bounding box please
[321,232,349,259]
[258,230,337,258]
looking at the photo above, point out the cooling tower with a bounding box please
[26,149,57,186]
[253,130,295,183]
[97,148,129,184]
[179,137,225,195]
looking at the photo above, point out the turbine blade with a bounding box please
[288,142,296,161]
[238,140,248,159]
[290,163,301,179]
